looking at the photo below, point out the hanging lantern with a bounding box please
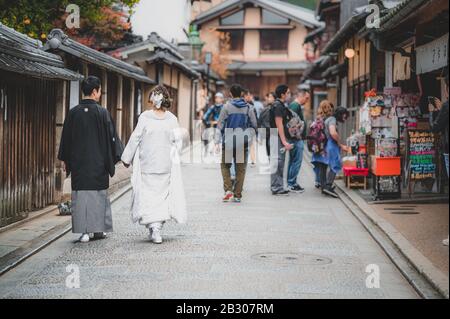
[345,48,356,59]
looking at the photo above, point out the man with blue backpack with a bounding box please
[215,84,258,203]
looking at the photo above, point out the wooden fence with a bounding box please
[0,71,57,227]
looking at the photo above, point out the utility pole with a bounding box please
[205,51,212,102]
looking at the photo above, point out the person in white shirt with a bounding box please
[121,85,187,244]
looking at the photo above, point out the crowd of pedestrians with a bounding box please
[59,77,350,245]
[205,83,349,203]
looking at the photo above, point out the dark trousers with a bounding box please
[316,162,336,190]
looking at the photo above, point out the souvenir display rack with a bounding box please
[360,89,402,200]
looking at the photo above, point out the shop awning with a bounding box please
[416,33,449,75]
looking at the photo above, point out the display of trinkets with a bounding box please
[375,138,398,157]
[357,153,369,169]
[378,176,400,193]
[392,94,422,149]
[347,132,366,155]
[371,127,394,139]
[372,175,402,200]
[361,90,396,140]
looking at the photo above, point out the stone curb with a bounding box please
[0,205,58,234]
[335,180,449,299]
[0,183,132,277]
[303,150,448,299]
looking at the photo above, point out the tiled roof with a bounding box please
[192,0,323,28]
[191,63,223,80]
[113,32,201,79]
[366,0,428,34]
[228,60,310,72]
[304,25,326,44]
[321,10,367,54]
[113,32,185,61]
[44,29,155,84]
[0,23,82,81]
[146,51,200,79]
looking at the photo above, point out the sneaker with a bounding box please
[148,228,153,240]
[443,237,449,246]
[93,232,107,240]
[79,233,90,243]
[289,185,305,193]
[314,183,321,189]
[150,226,163,244]
[223,191,234,202]
[272,190,290,196]
[323,188,339,198]
[234,197,242,203]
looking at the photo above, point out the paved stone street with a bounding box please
[0,159,419,299]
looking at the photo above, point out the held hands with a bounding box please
[283,142,294,151]
[214,144,221,154]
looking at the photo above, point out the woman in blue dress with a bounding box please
[311,101,334,189]
[322,107,350,198]
[311,102,350,198]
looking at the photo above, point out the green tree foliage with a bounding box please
[282,0,317,10]
[0,0,140,48]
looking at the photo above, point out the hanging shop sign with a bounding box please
[393,48,411,82]
[416,33,449,75]
[383,87,402,96]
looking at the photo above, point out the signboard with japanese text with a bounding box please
[416,33,449,74]
[407,130,436,181]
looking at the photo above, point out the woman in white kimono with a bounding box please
[121,85,187,244]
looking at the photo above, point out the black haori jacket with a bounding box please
[58,99,124,191]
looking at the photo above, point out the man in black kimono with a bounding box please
[58,76,123,243]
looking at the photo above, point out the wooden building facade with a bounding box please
[0,23,82,227]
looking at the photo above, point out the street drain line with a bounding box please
[252,253,332,266]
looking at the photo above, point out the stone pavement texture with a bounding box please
[0,211,70,260]
[0,160,419,299]
[0,164,131,274]
[372,203,449,275]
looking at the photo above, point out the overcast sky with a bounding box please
[131,0,191,43]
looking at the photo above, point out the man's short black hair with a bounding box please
[275,84,289,99]
[81,76,101,96]
[230,84,243,98]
